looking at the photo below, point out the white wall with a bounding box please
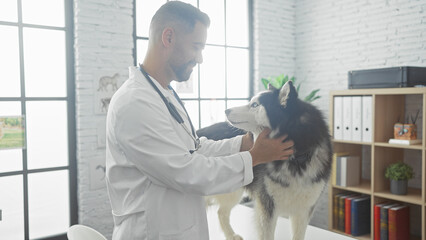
[253,0,296,92]
[74,0,133,237]
[293,0,426,229]
[73,0,426,237]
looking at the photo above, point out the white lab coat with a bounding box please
[105,66,253,240]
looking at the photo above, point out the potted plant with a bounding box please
[385,162,414,195]
[261,74,321,102]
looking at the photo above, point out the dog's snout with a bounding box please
[225,109,231,115]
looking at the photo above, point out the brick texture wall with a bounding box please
[293,0,426,229]
[74,0,133,238]
[74,0,426,237]
[253,0,296,93]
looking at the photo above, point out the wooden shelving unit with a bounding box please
[328,87,425,240]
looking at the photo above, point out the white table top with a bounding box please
[207,204,355,240]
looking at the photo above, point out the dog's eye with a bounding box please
[250,102,259,108]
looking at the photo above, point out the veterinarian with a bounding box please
[105,1,294,239]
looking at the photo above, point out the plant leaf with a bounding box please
[261,78,270,89]
[304,89,321,102]
[296,83,301,93]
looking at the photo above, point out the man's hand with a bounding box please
[249,128,294,166]
[240,132,254,151]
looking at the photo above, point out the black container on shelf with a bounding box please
[348,66,426,89]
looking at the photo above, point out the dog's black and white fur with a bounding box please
[198,81,332,240]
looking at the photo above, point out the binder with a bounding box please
[362,96,372,142]
[351,96,362,141]
[338,156,361,187]
[342,96,352,141]
[334,96,343,140]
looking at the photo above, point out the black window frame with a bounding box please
[0,0,77,239]
[133,0,254,129]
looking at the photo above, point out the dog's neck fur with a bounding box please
[252,126,279,143]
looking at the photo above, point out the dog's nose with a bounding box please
[225,109,231,115]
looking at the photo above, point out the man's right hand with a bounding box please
[249,128,294,167]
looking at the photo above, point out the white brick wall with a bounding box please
[253,0,296,92]
[74,0,426,237]
[292,0,426,229]
[74,0,133,238]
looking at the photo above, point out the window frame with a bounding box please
[0,0,77,239]
[133,0,254,129]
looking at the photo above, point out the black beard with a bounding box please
[173,62,195,82]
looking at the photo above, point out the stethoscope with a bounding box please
[139,65,201,153]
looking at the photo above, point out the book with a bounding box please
[388,138,422,145]
[336,155,342,186]
[333,193,347,229]
[380,203,400,240]
[345,195,361,234]
[374,202,390,240]
[351,196,371,236]
[339,194,355,231]
[332,152,349,185]
[340,155,361,187]
[388,205,409,240]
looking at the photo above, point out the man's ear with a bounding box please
[162,27,174,47]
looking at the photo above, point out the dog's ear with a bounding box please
[279,81,298,107]
[268,83,278,91]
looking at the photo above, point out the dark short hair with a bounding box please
[150,1,210,34]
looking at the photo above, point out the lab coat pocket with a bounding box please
[159,224,197,240]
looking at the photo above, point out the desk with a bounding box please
[207,204,355,240]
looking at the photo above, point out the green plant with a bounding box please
[385,162,414,181]
[261,74,321,102]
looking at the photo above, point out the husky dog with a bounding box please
[199,81,332,240]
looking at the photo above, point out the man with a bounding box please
[105,1,294,239]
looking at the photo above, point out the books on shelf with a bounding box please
[334,154,361,187]
[380,203,400,240]
[345,195,363,234]
[388,205,409,240]
[375,202,410,240]
[338,194,353,231]
[388,138,422,145]
[374,202,390,240]
[333,193,346,229]
[332,152,349,185]
[351,196,371,236]
[333,193,370,237]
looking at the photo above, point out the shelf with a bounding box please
[331,87,426,95]
[330,229,371,240]
[333,139,372,146]
[374,188,422,205]
[333,180,371,195]
[375,142,423,150]
[329,88,425,240]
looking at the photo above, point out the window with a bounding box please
[134,0,253,129]
[0,0,76,239]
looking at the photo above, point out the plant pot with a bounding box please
[390,179,408,195]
